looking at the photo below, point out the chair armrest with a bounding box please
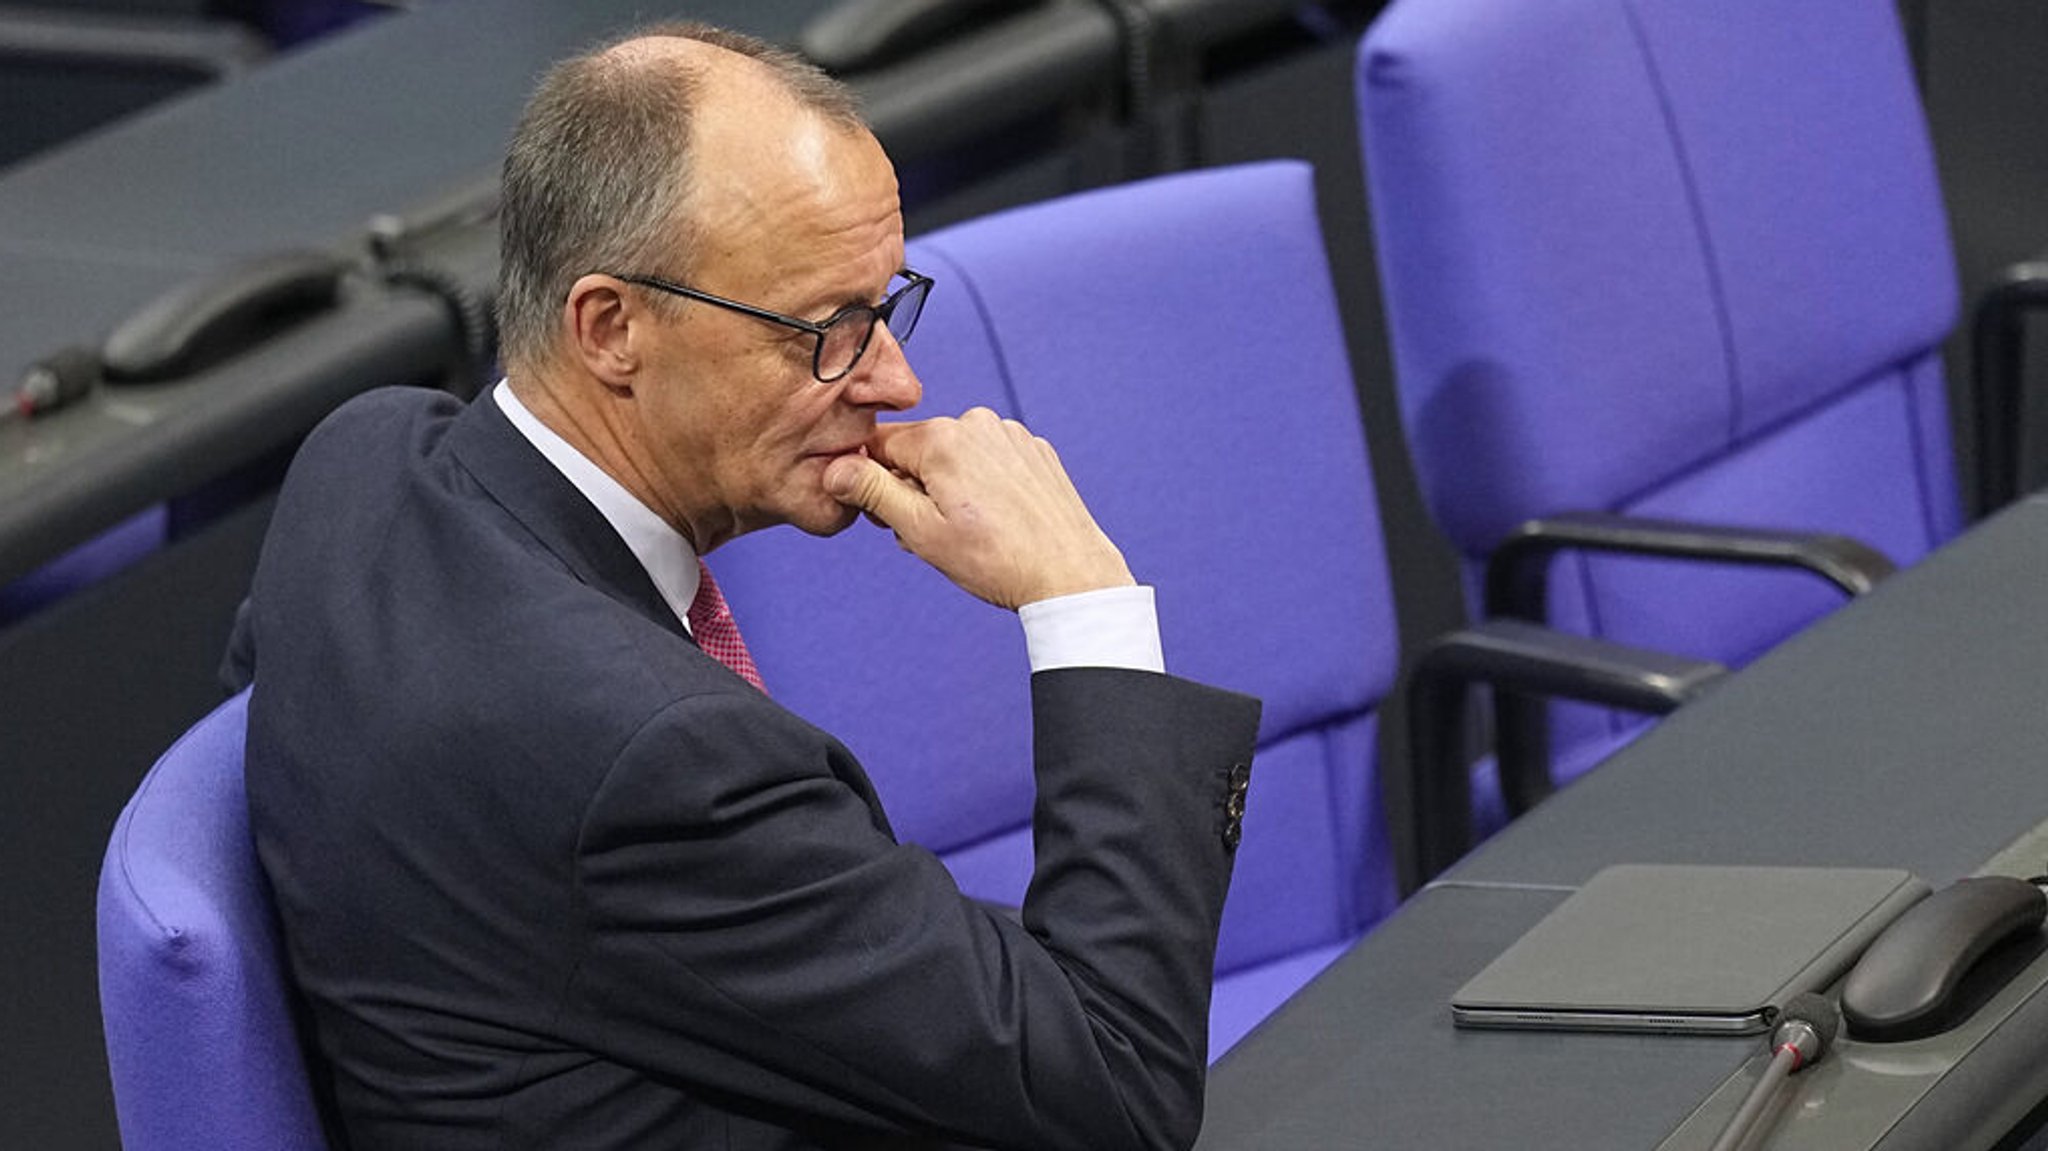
[1970,258,2048,518]
[1483,511,1896,623]
[1474,511,1887,831]
[1398,618,1727,895]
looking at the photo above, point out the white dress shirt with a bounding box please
[494,382,1163,673]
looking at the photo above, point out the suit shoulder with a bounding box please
[275,386,466,512]
[299,385,463,459]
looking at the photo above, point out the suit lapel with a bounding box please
[443,394,694,645]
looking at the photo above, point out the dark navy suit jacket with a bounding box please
[231,387,1261,1150]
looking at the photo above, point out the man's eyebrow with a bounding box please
[808,277,898,319]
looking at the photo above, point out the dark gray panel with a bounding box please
[0,493,273,1151]
[1918,0,2048,505]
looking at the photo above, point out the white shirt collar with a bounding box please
[493,380,700,631]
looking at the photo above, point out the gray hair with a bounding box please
[495,23,864,372]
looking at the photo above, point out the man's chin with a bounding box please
[788,499,863,538]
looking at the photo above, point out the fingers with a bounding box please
[823,452,937,542]
[865,408,1015,476]
[861,418,934,476]
[832,408,1132,609]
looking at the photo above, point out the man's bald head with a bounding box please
[495,24,864,374]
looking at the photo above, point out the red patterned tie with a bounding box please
[686,559,765,693]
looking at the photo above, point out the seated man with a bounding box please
[229,22,1259,1151]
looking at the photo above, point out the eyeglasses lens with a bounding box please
[816,278,930,382]
[816,313,870,382]
[886,278,929,345]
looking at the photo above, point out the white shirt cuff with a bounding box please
[1018,585,1165,674]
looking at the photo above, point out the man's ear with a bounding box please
[562,274,641,391]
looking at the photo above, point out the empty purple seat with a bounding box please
[96,688,330,1150]
[1358,0,1961,829]
[718,160,1401,1058]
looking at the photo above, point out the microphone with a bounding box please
[1769,991,1841,1069]
[3,346,100,424]
[1707,992,1842,1151]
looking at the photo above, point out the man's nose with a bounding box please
[844,324,922,411]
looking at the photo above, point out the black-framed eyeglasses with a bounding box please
[607,268,933,384]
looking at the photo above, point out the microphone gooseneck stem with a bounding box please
[1707,1042,1801,1151]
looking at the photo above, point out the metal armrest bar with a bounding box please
[1475,511,1890,819]
[1400,618,1726,895]
[1483,511,1896,624]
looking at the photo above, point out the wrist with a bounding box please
[1026,550,1134,605]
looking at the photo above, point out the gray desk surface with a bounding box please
[1196,495,2048,1150]
[0,0,827,274]
[0,0,1142,584]
[0,0,838,583]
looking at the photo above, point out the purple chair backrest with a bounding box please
[1359,0,1961,759]
[718,161,1401,1055]
[97,689,328,1150]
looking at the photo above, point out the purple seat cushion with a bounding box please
[97,690,328,1150]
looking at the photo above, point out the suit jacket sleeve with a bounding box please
[563,667,1259,1151]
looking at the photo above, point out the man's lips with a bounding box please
[805,444,870,460]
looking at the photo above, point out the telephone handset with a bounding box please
[1838,875,2046,1042]
[101,249,348,384]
